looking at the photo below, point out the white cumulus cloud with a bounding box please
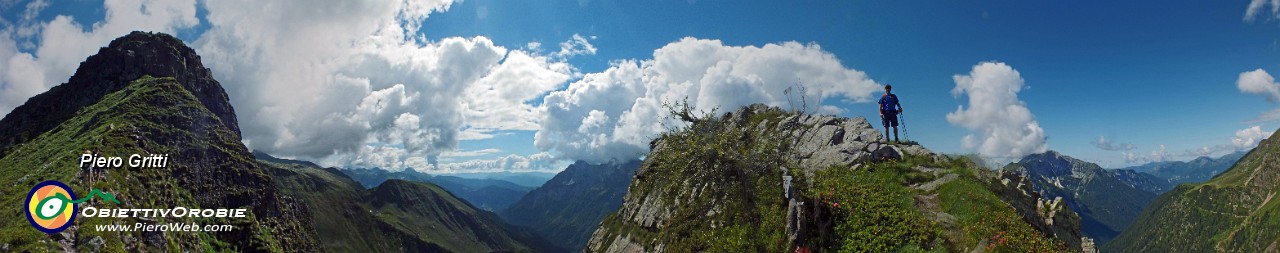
[0,0,601,172]
[1238,69,1280,122]
[192,0,583,170]
[946,62,1048,159]
[535,38,882,163]
[1232,125,1273,149]
[339,147,562,174]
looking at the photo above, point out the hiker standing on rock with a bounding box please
[878,84,903,143]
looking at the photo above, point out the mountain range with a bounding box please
[4,30,1265,253]
[501,160,642,252]
[1107,131,1280,252]
[1001,151,1172,246]
[1118,151,1247,186]
[445,171,557,189]
[342,167,534,211]
[259,153,557,252]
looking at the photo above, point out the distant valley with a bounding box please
[341,167,538,211]
[502,160,642,252]
[1107,138,1280,252]
[258,152,558,252]
[1003,151,1170,245]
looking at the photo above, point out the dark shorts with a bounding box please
[882,113,899,128]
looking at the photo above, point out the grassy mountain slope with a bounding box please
[258,158,407,252]
[0,76,316,252]
[369,180,553,252]
[1106,130,1280,253]
[1002,151,1169,245]
[259,154,557,252]
[586,104,1084,252]
[500,160,642,252]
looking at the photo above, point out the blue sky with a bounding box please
[2,0,1278,171]
[426,0,1280,167]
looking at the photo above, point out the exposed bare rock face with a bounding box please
[0,31,238,157]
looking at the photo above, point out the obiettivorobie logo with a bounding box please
[24,180,120,234]
[23,151,253,235]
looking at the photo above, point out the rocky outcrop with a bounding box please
[587,104,1088,252]
[996,168,1086,251]
[723,104,932,171]
[0,31,238,157]
[587,104,938,252]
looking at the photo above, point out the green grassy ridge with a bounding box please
[370,179,561,252]
[259,159,404,252]
[0,76,315,252]
[589,107,1074,252]
[1106,131,1280,252]
[370,180,506,252]
[810,155,1065,252]
[260,155,557,253]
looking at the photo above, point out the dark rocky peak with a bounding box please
[1020,150,1066,163]
[1017,151,1072,176]
[1188,156,1213,165]
[1017,150,1101,177]
[0,31,238,156]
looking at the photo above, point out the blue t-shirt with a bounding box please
[879,94,899,113]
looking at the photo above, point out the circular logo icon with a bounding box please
[25,180,77,234]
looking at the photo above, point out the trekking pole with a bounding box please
[901,112,910,142]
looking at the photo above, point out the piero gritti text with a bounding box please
[80,153,170,168]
